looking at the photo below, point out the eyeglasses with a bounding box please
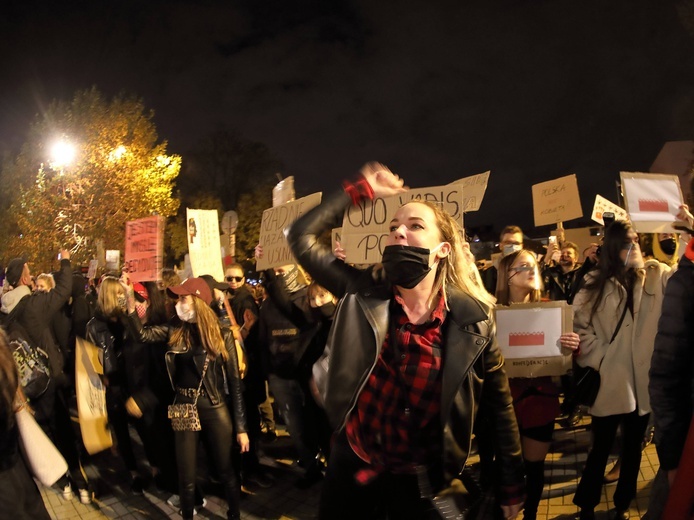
[226,276,243,282]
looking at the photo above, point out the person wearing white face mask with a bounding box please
[124,277,249,520]
[482,225,525,295]
[572,221,674,520]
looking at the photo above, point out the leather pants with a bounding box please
[174,395,240,520]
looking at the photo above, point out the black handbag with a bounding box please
[573,303,629,407]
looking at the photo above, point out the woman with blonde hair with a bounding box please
[125,277,248,520]
[287,162,524,520]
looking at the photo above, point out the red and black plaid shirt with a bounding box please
[346,293,446,475]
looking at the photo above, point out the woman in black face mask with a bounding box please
[640,233,680,268]
[287,162,525,520]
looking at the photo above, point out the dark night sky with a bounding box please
[3,0,694,236]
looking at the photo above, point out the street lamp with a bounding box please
[50,139,76,171]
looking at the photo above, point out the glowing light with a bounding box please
[111,145,127,160]
[50,140,76,169]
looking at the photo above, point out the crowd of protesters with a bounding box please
[1,162,694,520]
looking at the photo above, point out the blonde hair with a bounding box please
[36,273,55,291]
[97,276,125,318]
[405,201,495,309]
[169,296,228,361]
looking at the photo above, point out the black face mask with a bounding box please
[381,245,434,289]
[659,238,677,256]
[313,301,336,319]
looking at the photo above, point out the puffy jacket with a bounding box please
[650,255,694,470]
[287,189,524,495]
[125,313,247,433]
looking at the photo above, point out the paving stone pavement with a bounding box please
[38,415,660,519]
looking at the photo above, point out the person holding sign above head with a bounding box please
[286,162,525,520]
[571,219,680,520]
[495,250,580,520]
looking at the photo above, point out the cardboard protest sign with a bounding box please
[75,336,112,454]
[341,182,465,265]
[186,208,224,281]
[495,301,573,377]
[591,195,629,226]
[331,228,342,251]
[454,171,490,212]
[620,172,684,233]
[532,174,583,227]
[257,193,322,271]
[124,216,164,282]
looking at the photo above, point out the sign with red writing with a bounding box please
[124,216,165,282]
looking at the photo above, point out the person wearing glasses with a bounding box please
[496,250,580,520]
[224,263,272,490]
[572,220,675,520]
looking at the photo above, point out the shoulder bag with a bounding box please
[573,302,629,406]
[168,356,209,432]
[16,407,68,486]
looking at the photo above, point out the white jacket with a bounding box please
[573,260,671,417]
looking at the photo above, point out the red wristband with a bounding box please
[343,176,375,205]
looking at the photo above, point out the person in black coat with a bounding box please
[646,242,694,519]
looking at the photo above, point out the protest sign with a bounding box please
[257,193,322,271]
[620,172,684,233]
[105,250,120,271]
[124,216,164,282]
[331,228,342,251]
[455,171,490,212]
[341,182,465,265]
[532,174,582,227]
[75,336,112,455]
[591,195,629,225]
[186,208,224,281]
[87,259,98,280]
[495,301,573,377]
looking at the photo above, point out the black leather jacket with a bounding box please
[125,313,247,433]
[287,189,524,495]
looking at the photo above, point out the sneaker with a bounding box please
[62,482,74,501]
[78,487,93,505]
[167,495,207,509]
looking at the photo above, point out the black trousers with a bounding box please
[174,396,240,520]
[319,431,439,520]
[574,410,650,511]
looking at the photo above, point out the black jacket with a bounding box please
[287,189,524,495]
[649,255,694,470]
[17,259,72,380]
[125,314,247,433]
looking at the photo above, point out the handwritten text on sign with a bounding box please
[531,174,583,227]
[257,193,322,271]
[341,183,464,264]
[454,171,490,212]
[124,216,165,282]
